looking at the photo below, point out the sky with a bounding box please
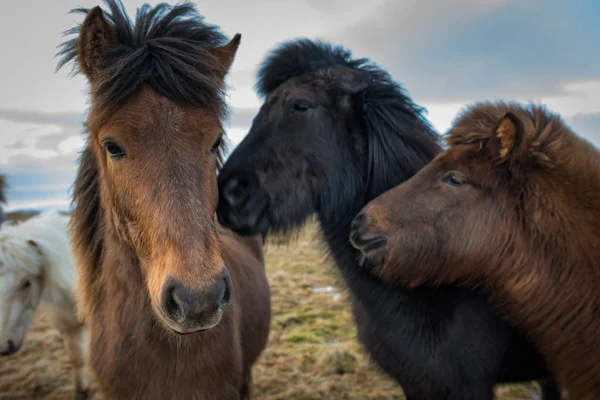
[0,0,599,211]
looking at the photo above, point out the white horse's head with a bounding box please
[0,223,46,355]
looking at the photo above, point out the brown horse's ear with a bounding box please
[329,66,371,94]
[77,6,118,81]
[212,33,241,80]
[495,112,522,162]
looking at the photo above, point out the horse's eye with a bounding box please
[291,101,311,113]
[442,172,467,187]
[21,280,31,290]
[102,140,126,159]
[211,136,223,154]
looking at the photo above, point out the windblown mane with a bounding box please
[447,101,578,170]
[0,175,6,204]
[56,0,232,319]
[256,38,441,199]
[56,0,230,119]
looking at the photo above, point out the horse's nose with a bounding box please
[350,212,388,255]
[161,268,232,330]
[221,176,250,207]
[0,339,18,356]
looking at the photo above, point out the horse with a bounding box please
[0,210,91,399]
[55,1,271,399]
[216,39,560,400]
[0,175,7,226]
[351,101,600,400]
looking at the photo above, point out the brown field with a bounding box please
[0,214,541,399]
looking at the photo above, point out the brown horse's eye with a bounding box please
[21,280,31,290]
[211,136,223,154]
[442,172,466,187]
[102,140,126,160]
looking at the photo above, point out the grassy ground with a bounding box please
[0,215,541,399]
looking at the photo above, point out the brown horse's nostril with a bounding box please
[350,212,387,254]
[1,340,17,356]
[161,269,233,328]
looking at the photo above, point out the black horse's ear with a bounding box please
[77,6,118,81]
[329,66,371,95]
[212,33,241,80]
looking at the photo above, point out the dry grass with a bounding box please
[0,214,541,399]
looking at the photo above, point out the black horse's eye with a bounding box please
[291,101,311,112]
[211,136,223,154]
[21,280,31,290]
[103,140,126,159]
[442,172,467,187]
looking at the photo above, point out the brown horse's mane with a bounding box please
[447,101,600,398]
[56,0,231,320]
[56,0,230,122]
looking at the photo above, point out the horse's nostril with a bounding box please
[222,177,249,207]
[350,213,387,254]
[1,339,17,356]
[219,268,233,310]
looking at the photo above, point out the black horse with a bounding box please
[218,39,560,400]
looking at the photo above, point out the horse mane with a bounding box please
[0,210,74,293]
[446,101,591,171]
[55,0,230,120]
[68,145,104,321]
[0,175,6,204]
[256,38,442,199]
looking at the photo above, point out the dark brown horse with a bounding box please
[0,175,6,225]
[351,101,600,400]
[217,40,559,400]
[56,1,270,399]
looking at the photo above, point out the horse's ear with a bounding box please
[27,239,44,258]
[212,33,241,80]
[495,112,522,162]
[77,6,118,81]
[330,66,371,95]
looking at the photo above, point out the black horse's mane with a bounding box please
[56,0,230,119]
[256,38,442,200]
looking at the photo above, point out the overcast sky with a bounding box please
[1,0,599,211]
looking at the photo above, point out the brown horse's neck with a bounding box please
[88,231,241,400]
[492,219,600,399]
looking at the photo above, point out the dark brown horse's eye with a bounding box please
[102,140,126,159]
[291,101,311,112]
[211,136,223,154]
[442,172,466,187]
[21,280,31,290]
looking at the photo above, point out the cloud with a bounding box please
[566,112,600,147]
[326,0,600,104]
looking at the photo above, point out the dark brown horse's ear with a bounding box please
[77,6,118,81]
[330,66,371,94]
[495,112,522,162]
[212,33,241,80]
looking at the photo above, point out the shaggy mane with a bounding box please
[0,175,6,204]
[446,101,589,170]
[56,0,230,119]
[257,38,441,199]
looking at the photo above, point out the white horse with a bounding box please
[0,210,90,399]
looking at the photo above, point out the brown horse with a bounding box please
[56,1,271,399]
[351,101,600,400]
